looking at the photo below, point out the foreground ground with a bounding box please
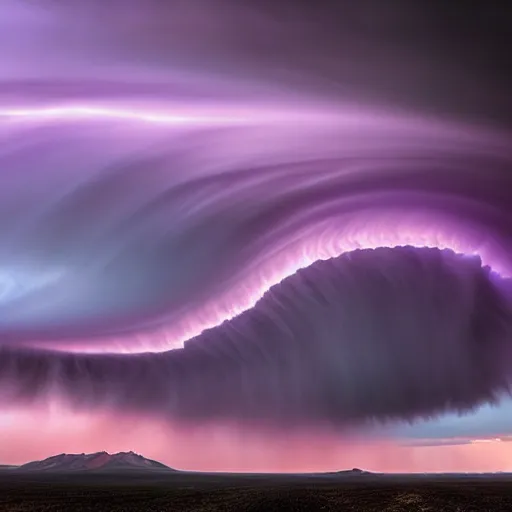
[1,471,512,511]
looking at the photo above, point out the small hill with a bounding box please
[18,451,173,472]
[331,468,373,476]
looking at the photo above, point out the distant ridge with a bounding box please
[331,468,372,476]
[18,451,174,472]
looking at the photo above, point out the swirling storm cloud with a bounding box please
[1,0,512,471]
[3,246,512,428]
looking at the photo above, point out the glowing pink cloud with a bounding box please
[1,103,510,354]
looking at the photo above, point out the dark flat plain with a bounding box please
[1,471,512,511]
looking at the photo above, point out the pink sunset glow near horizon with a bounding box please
[1,404,512,474]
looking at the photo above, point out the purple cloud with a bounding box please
[1,247,511,429]
[0,0,511,440]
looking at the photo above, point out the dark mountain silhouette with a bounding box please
[331,468,373,476]
[18,451,173,472]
